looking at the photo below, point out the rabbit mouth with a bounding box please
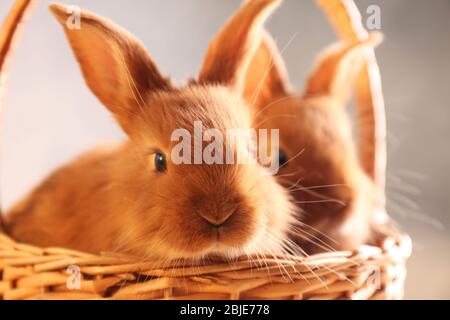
[205,214,282,260]
[168,218,261,260]
[196,227,257,259]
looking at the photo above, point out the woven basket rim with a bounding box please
[1,221,412,300]
[0,222,412,270]
[0,221,412,276]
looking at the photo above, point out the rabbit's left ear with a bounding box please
[49,3,171,133]
[304,32,382,106]
[242,31,290,109]
[199,0,280,94]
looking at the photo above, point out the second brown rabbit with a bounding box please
[244,31,384,253]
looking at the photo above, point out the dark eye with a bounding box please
[154,152,167,172]
[278,149,288,167]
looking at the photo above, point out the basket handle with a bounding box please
[0,0,37,230]
[316,0,387,208]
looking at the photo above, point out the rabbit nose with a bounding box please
[199,211,233,228]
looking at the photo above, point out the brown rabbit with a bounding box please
[243,31,383,253]
[3,0,298,261]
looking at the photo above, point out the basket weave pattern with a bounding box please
[0,227,411,300]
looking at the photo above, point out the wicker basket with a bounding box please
[0,0,412,300]
[0,224,411,300]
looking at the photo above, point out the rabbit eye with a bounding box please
[152,152,167,173]
[278,149,288,167]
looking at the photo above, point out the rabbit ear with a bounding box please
[49,4,171,132]
[304,32,382,106]
[243,31,290,109]
[199,0,280,94]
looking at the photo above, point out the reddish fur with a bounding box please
[244,32,382,252]
[5,1,297,261]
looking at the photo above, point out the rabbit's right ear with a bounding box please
[304,32,382,107]
[49,4,171,133]
[243,31,290,110]
[199,0,280,94]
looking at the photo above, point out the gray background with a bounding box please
[0,0,449,299]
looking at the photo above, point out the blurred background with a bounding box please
[0,0,449,299]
